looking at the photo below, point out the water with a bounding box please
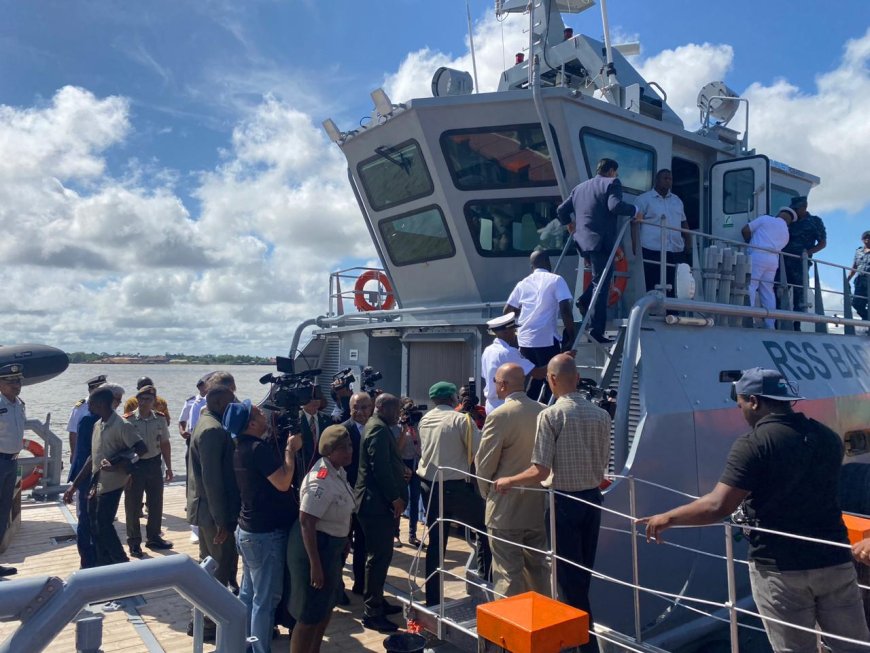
[20,363,275,476]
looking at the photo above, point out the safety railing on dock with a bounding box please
[406,465,870,653]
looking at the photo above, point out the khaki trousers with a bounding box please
[488,526,550,598]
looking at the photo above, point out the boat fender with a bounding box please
[353,271,396,312]
[20,439,44,491]
[582,247,629,307]
[675,262,696,299]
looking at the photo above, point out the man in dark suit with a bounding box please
[341,392,374,600]
[298,388,332,474]
[354,393,408,632]
[186,385,240,639]
[557,158,642,344]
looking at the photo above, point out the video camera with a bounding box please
[360,366,382,396]
[259,355,321,435]
[399,400,427,427]
[332,367,355,391]
[578,378,617,419]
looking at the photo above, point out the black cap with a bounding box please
[789,195,808,208]
[0,363,24,379]
[136,376,154,390]
[87,374,107,388]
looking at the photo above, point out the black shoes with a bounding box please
[338,591,350,606]
[362,615,398,632]
[186,619,216,642]
[129,544,145,559]
[383,600,402,616]
[0,565,17,577]
[145,536,173,550]
[589,332,614,345]
[350,584,364,596]
[576,296,590,316]
[408,535,422,548]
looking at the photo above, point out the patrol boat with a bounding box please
[293,0,870,651]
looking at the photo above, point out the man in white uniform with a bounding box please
[480,312,541,413]
[0,364,25,575]
[67,374,107,461]
[742,208,794,329]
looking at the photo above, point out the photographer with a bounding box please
[330,374,353,423]
[223,400,302,653]
[456,384,486,430]
[398,398,423,547]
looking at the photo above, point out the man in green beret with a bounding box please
[417,381,490,606]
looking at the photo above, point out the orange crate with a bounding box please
[476,591,589,653]
[843,513,870,545]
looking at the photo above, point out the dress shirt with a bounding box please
[299,457,355,538]
[0,393,25,454]
[531,393,611,492]
[481,339,534,413]
[635,189,686,252]
[188,395,207,432]
[506,268,573,348]
[127,410,171,460]
[748,215,789,262]
[417,405,481,482]
[91,412,143,494]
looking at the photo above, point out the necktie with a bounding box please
[309,414,318,446]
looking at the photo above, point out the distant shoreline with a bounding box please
[68,354,276,366]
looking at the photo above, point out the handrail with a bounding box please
[424,465,870,650]
[0,555,246,652]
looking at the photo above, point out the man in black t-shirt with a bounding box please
[639,368,868,652]
[224,400,301,653]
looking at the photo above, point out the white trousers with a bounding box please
[749,254,779,329]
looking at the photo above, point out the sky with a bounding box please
[1,0,869,356]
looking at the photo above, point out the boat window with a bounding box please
[464,197,568,257]
[579,129,656,194]
[770,184,798,213]
[379,206,455,267]
[723,168,755,214]
[357,140,434,211]
[440,124,559,190]
[671,157,701,230]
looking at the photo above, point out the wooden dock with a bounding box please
[0,484,474,652]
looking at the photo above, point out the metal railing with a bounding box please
[413,465,870,653]
[0,555,246,652]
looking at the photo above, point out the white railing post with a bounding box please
[438,466,445,639]
[658,215,667,293]
[548,486,558,599]
[724,524,739,653]
[628,476,642,643]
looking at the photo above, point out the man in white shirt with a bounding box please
[741,208,794,329]
[0,364,25,575]
[632,169,690,295]
[505,251,575,401]
[480,313,544,413]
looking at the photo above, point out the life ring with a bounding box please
[582,247,629,307]
[353,271,396,312]
[20,439,44,491]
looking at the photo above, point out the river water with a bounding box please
[20,363,276,476]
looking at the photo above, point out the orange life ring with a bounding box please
[20,438,44,491]
[582,247,629,307]
[353,271,396,312]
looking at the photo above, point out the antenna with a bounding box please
[466,0,480,93]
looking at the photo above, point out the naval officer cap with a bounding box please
[487,312,518,333]
[87,374,108,388]
[197,372,214,388]
[789,195,808,208]
[429,381,458,399]
[0,364,24,380]
[731,367,804,402]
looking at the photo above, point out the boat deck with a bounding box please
[0,483,474,652]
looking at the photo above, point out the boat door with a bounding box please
[709,155,769,241]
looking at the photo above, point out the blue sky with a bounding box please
[0,1,868,354]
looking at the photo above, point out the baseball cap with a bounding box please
[429,381,458,399]
[222,400,252,437]
[731,368,804,402]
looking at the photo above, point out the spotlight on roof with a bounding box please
[322,118,343,144]
[371,88,395,117]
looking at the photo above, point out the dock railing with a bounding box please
[0,554,246,653]
[410,465,870,653]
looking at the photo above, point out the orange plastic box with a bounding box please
[476,591,589,653]
[843,513,870,545]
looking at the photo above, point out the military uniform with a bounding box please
[0,364,25,571]
[67,374,107,461]
[123,396,171,426]
[124,408,172,552]
[354,414,407,620]
[780,208,826,318]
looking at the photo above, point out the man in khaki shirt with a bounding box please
[89,385,146,566]
[475,363,549,597]
[124,385,174,557]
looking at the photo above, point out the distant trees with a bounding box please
[66,352,273,365]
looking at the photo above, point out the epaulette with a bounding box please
[186,395,195,401]
[75,398,86,408]
[154,410,165,417]
[123,412,135,419]
[316,466,329,479]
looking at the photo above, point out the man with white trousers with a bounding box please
[742,207,794,328]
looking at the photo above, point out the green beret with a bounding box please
[429,381,457,399]
[319,424,351,456]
